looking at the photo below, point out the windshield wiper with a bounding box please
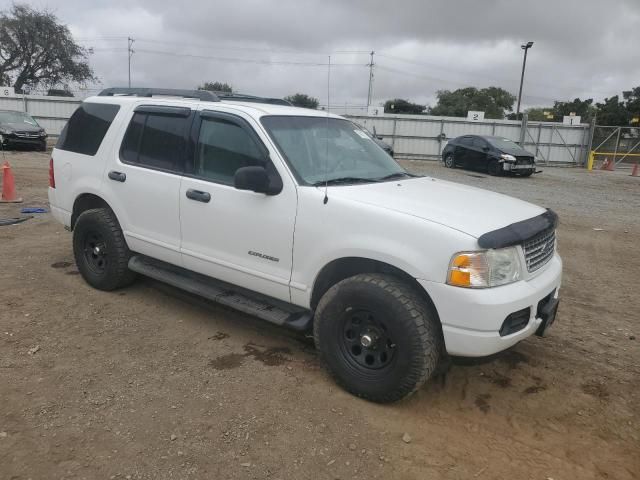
[376,172,418,181]
[311,177,376,187]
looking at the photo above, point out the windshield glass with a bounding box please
[488,137,520,150]
[0,111,39,126]
[261,116,406,185]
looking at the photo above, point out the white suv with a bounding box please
[48,88,562,403]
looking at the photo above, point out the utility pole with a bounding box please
[366,50,375,109]
[516,41,534,117]
[127,37,135,88]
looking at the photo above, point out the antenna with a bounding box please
[323,55,331,205]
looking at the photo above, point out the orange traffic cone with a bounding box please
[607,158,615,171]
[631,163,639,177]
[1,161,23,203]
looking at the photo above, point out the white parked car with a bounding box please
[48,88,562,402]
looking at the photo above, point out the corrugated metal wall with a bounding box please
[347,114,590,165]
[0,94,81,136]
[0,94,589,164]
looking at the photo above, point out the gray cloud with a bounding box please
[5,0,639,110]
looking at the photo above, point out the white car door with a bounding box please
[102,104,193,266]
[179,109,297,302]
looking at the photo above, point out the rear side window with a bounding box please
[120,110,190,172]
[472,138,487,148]
[195,117,264,184]
[57,103,120,156]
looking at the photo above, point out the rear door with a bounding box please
[454,136,474,167]
[178,109,297,302]
[470,137,490,170]
[102,104,193,266]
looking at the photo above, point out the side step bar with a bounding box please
[128,255,313,332]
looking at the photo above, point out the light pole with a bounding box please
[516,41,534,118]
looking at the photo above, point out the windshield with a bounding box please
[261,116,406,185]
[488,137,521,150]
[0,111,39,126]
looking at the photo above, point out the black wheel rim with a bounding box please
[82,231,108,274]
[339,307,396,370]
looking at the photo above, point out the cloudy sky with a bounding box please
[5,0,640,111]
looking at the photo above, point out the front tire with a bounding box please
[314,274,442,403]
[444,153,455,168]
[73,208,136,291]
[520,169,534,177]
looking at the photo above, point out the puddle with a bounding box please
[208,342,292,370]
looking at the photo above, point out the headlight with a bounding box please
[447,247,521,288]
[500,154,516,162]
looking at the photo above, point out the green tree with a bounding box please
[428,87,516,119]
[522,107,555,121]
[623,86,640,119]
[284,93,319,109]
[198,81,233,93]
[552,98,596,122]
[383,98,425,114]
[596,95,630,126]
[0,4,95,93]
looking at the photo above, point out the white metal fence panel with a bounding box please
[0,94,81,136]
[0,94,590,164]
[348,114,590,165]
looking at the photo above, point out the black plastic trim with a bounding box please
[478,209,558,249]
[134,105,191,117]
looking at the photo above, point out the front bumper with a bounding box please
[1,133,47,149]
[419,254,562,357]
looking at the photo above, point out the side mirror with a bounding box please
[234,166,282,195]
[483,146,490,152]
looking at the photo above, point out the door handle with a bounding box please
[186,188,211,203]
[108,171,126,182]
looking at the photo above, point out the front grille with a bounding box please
[14,131,40,138]
[523,228,555,272]
[515,155,534,165]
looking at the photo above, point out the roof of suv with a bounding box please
[85,95,342,119]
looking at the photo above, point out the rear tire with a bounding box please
[73,208,136,291]
[444,153,455,168]
[487,159,502,176]
[314,274,441,403]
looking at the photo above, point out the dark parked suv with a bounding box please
[442,135,535,177]
[0,110,47,151]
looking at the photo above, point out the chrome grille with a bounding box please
[523,228,555,272]
[15,131,40,138]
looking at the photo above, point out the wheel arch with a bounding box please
[310,256,440,322]
[70,193,113,230]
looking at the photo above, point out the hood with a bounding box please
[1,122,42,133]
[497,144,533,157]
[329,176,546,238]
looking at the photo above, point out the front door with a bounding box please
[179,110,297,302]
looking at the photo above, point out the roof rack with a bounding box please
[98,88,219,102]
[215,92,292,106]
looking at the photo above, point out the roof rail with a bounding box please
[98,87,220,102]
[215,92,292,106]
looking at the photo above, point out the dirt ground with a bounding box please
[1,151,638,480]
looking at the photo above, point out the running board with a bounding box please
[128,255,312,331]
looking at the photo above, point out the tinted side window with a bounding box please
[57,103,120,156]
[120,113,144,163]
[120,112,188,172]
[195,118,264,184]
[458,137,473,146]
[472,138,487,148]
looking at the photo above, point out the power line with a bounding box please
[134,48,367,67]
